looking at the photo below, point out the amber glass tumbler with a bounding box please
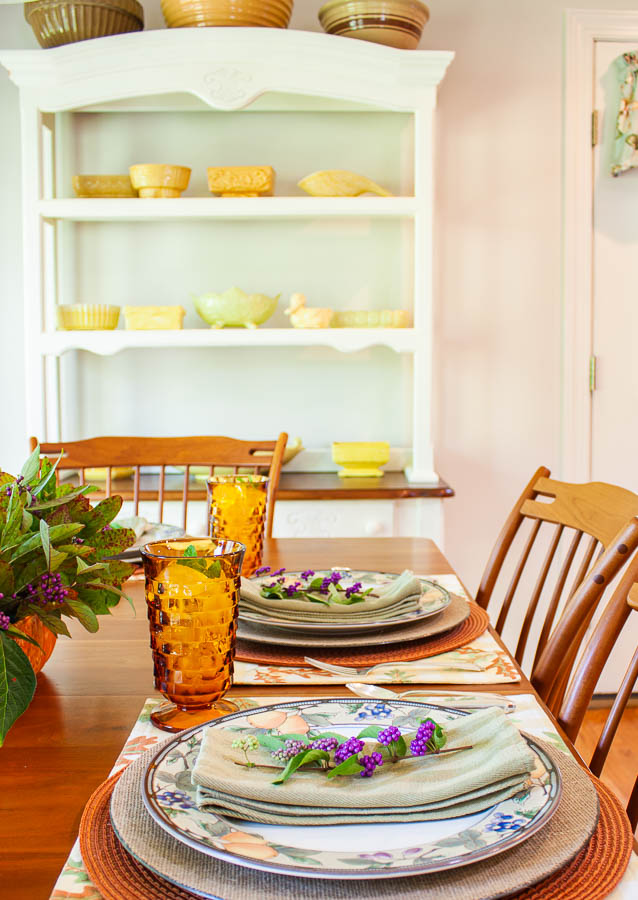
[207,474,268,576]
[141,537,245,733]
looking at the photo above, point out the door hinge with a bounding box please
[592,110,599,147]
[589,355,597,392]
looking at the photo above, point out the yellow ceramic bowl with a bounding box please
[207,166,275,197]
[57,304,120,330]
[123,306,186,329]
[24,0,143,48]
[318,0,429,50]
[129,164,191,198]
[161,0,292,28]
[332,309,410,328]
[72,175,137,198]
[193,287,279,328]
[84,467,135,482]
[332,441,390,477]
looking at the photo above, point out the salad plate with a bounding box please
[140,698,561,881]
[239,571,451,635]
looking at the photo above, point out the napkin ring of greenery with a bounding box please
[254,567,373,606]
[0,445,137,744]
[231,719,466,784]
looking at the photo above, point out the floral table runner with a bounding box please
[233,576,521,686]
[50,693,637,899]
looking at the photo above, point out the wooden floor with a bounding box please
[576,706,637,829]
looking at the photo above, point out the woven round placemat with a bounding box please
[79,741,630,900]
[235,603,490,666]
[237,592,472,649]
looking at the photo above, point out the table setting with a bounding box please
[0,453,635,900]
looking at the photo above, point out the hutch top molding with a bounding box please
[0,29,453,112]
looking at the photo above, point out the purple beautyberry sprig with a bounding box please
[301,569,315,579]
[271,739,308,762]
[270,568,286,577]
[310,737,339,752]
[0,612,10,630]
[378,725,402,746]
[284,581,302,597]
[23,573,69,607]
[334,737,365,764]
[360,752,384,777]
[254,566,271,576]
[410,719,436,756]
[344,581,363,598]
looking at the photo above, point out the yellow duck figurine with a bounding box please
[285,293,333,328]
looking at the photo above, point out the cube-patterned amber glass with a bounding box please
[207,474,268,576]
[141,538,245,733]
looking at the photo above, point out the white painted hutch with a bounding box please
[0,30,453,540]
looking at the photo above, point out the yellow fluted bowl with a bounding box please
[57,304,120,330]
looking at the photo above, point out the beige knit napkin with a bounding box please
[192,708,535,825]
[240,570,426,623]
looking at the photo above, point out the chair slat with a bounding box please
[515,524,564,664]
[589,645,638,778]
[133,466,140,516]
[567,535,599,600]
[158,465,165,523]
[495,519,542,634]
[532,529,583,671]
[182,465,190,532]
[105,466,112,498]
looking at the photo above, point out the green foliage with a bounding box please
[0,446,138,744]
[272,748,329,785]
[0,631,37,745]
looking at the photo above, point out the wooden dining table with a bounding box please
[0,537,607,899]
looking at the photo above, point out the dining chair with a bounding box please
[550,540,638,830]
[29,433,288,536]
[475,466,638,695]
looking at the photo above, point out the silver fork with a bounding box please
[303,656,488,677]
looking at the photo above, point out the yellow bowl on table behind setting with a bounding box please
[332,440,390,477]
[129,164,191,198]
[57,304,120,330]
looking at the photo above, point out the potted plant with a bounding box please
[0,445,137,745]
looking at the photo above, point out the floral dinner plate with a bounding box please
[139,699,561,882]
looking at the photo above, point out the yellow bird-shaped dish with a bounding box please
[297,169,392,198]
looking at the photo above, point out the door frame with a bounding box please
[563,9,638,482]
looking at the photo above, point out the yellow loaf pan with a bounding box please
[123,306,186,329]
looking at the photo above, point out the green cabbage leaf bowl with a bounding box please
[193,287,279,328]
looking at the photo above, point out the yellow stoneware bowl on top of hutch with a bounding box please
[332,441,390,477]
[57,304,120,330]
[318,0,429,50]
[129,164,191,198]
[161,0,293,28]
[24,0,143,48]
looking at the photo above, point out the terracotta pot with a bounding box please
[13,615,57,675]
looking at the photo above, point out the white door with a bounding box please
[588,40,638,691]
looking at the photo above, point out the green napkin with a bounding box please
[192,708,536,825]
[240,570,426,623]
